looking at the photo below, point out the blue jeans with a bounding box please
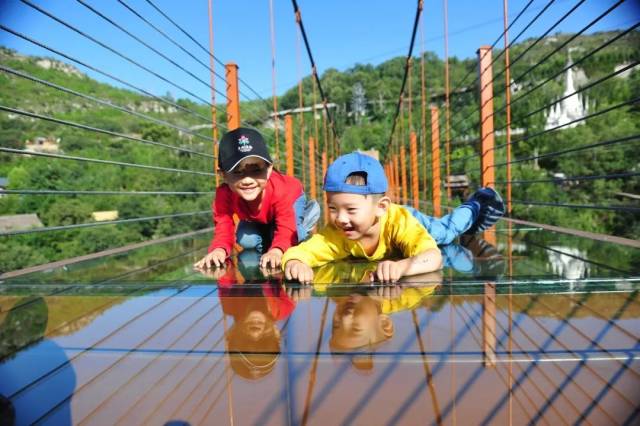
[236,194,320,254]
[403,205,475,246]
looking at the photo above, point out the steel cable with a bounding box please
[0,24,212,124]
[510,201,640,213]
[0,147,216,177]
[0,210,211,237]
[0,65,214,144]
[19,0,214,106]
[492,172,640,186]
[0,105,215,159]
[0,190,215,196]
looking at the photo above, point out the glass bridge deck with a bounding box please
[1,224,638,425]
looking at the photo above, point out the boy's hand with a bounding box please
[194,248,227,269]
[284,260,314,284]
[371,259,409,283]
[260,248,283,269]
[285,284,312,302]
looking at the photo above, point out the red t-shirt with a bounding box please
[208,170,303,254]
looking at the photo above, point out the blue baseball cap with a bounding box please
[323,152,388,195]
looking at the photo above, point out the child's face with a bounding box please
[223,158,272,202]
[331,294,393,349]
[326,192,387,240]
[241,310,274,341]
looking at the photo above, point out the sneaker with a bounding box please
[462,187,505,235]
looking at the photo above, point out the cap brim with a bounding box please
[224,155,273,172]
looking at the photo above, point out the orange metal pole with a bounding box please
[503,0,512,215]
[225,63,240,130]
[410,131,419,209]
[309,137,317,200]
[443,0,452,200]
[477,46,495,189]
[430,106,441,217]
[285,115,294,176]
[322,150,328,224]
[400,145,408,205]
[483,282,497,367]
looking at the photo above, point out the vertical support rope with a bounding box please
[400,98,408,204]
[309,137,317,200]
[207,0,219,185]
[503,0,512,215]
[443,0,452,200]
[269,0,280,164]
[393,153,400,203]
[410,131,419,209]
[420,12,428,203]
[321,151,328,224]
[401,145,408,205]
[295,16,307,190]
[312,68,321,200]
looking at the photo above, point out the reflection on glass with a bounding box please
[200,255,297,381]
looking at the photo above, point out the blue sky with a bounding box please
[0,0,637,103]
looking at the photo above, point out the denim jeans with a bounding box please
[402,204,475,246]
[235,193,320,254]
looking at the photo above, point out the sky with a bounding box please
[0,0,638,104]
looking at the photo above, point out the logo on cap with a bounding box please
[237,135,253,153]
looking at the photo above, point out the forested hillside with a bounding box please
[0,29,638,272]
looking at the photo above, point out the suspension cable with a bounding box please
[492,22,640,121]
[75,0,227,100]
[495,60,640,133]
[493,172,640,186]
[510,201,640,213]
[142,0,272,109]
[386,0,423,157]
[0,24,212,124]
[0,189,215,196]
[0,105,214,159]
[19,0,214,106]
[0,65,214,144]
[0,147,215,177]
[0,211,210,237]
[290,0,340,144]
[494,134,640,168]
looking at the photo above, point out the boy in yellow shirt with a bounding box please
[282,152,504,284]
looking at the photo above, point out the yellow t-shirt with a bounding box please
[282,203,438,268]
[310,262,439,314]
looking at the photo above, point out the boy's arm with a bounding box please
[208,186,236,255]
[281,229,347,268]
[372,248,443,283]
[269,190,300,254]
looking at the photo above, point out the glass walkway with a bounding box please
[1,224,638,425]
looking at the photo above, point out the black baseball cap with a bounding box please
[218,127,273,172]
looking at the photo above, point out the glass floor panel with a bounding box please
[1,224,639,425]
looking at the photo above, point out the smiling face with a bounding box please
[223,157,273,202]
[326,192,389,241]
[330,294,393,350]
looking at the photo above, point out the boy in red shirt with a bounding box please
[194,127,319,269]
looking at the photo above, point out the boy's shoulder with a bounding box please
[268,170,303,193]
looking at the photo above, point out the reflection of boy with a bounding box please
[218,271,295,380]
[195,128,319,270]
[283,152,504,284]
[319,267,441,372]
